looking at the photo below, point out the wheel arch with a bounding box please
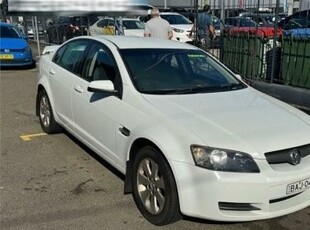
[124,137,179,197]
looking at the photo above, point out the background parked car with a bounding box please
[0,22,34,68]
[278,9,310,30]
[90,17,145,36]
[159,12,193,43]
[224,17,258,28]
[242,14,280,27]
[27,24,44,39]
[46,16,98,44]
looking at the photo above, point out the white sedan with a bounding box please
[89,18,145,36]
[159,12,193,43]
[36,36,310,226]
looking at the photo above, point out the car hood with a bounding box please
[142,88,310,159]
[124,29,144,37]
[0,38,28,49]
[171,24,193,32]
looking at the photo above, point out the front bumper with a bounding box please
[0,52,33,67]
[171,156,310,221]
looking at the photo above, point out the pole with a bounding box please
[34,16,41,57]
[270,0,280,84]
[220,0,225,21]
[194,0,199,45]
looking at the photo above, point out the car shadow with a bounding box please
[62,129,125,182]
[0,61,36,71]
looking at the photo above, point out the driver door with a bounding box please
[71,41,123,166]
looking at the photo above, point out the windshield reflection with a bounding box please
[121,49,246,94]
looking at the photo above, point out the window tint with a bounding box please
[53,45,66,64]
[82,42,116,82]
[97,19,114,28]
[0,26,21,38]
[121,49,245,94]
[122,20,145,29]
[54,40,89,75]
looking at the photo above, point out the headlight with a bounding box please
[191,145,260,173]
[173,28,184,33]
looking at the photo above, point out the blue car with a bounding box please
[0,22,34,67]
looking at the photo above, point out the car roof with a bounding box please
[89,35,198,50]
[98,17,141,21]
[159,12,182,16]
[0,22,13,27]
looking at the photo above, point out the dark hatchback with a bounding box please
[46,16,98,44]
[278,10,310,30]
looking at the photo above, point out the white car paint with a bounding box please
[38,36,310,223]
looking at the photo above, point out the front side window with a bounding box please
[83,42,117,82]
[121,49,246,94]
[121,20,145,29]
[53,40,89,75]
[97,19,114,28]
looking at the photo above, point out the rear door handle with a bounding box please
[74,85,84,93]
[49,69,55,75]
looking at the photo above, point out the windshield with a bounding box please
[121,49,246,94]
[0,25,21,38]
[239,18,257,27]
[120,20,145,29]
[160,14,192,25]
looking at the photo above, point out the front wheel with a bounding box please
[132,146,181,225]
[38,90,61,134]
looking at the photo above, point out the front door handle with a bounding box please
[49,69,55,75]
[74,85,84,93]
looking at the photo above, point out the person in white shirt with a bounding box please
[144,8,173,39]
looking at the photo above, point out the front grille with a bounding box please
[265,144,310,165]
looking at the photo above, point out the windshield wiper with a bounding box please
[141,83,244,95]
[219,83,243,90]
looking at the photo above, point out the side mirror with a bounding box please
[87,80,117,94]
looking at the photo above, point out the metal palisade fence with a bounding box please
[195,0,310,111]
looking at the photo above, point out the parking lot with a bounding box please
[0,56,310,229]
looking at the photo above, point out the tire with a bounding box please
[38,90,61,134]
[132,145,181,225]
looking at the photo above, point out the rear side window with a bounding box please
[53,40,89,75]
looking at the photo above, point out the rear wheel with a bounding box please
[38,90,61,134]
[132,145,181,225]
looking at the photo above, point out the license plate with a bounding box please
[0,54,14,60]
[286,178,310,195]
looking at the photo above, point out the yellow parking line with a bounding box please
[20,133,47,141]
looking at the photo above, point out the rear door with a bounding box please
[48,39,90,131]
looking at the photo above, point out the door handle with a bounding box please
[49,69,55,75]
[74,85,84,93]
